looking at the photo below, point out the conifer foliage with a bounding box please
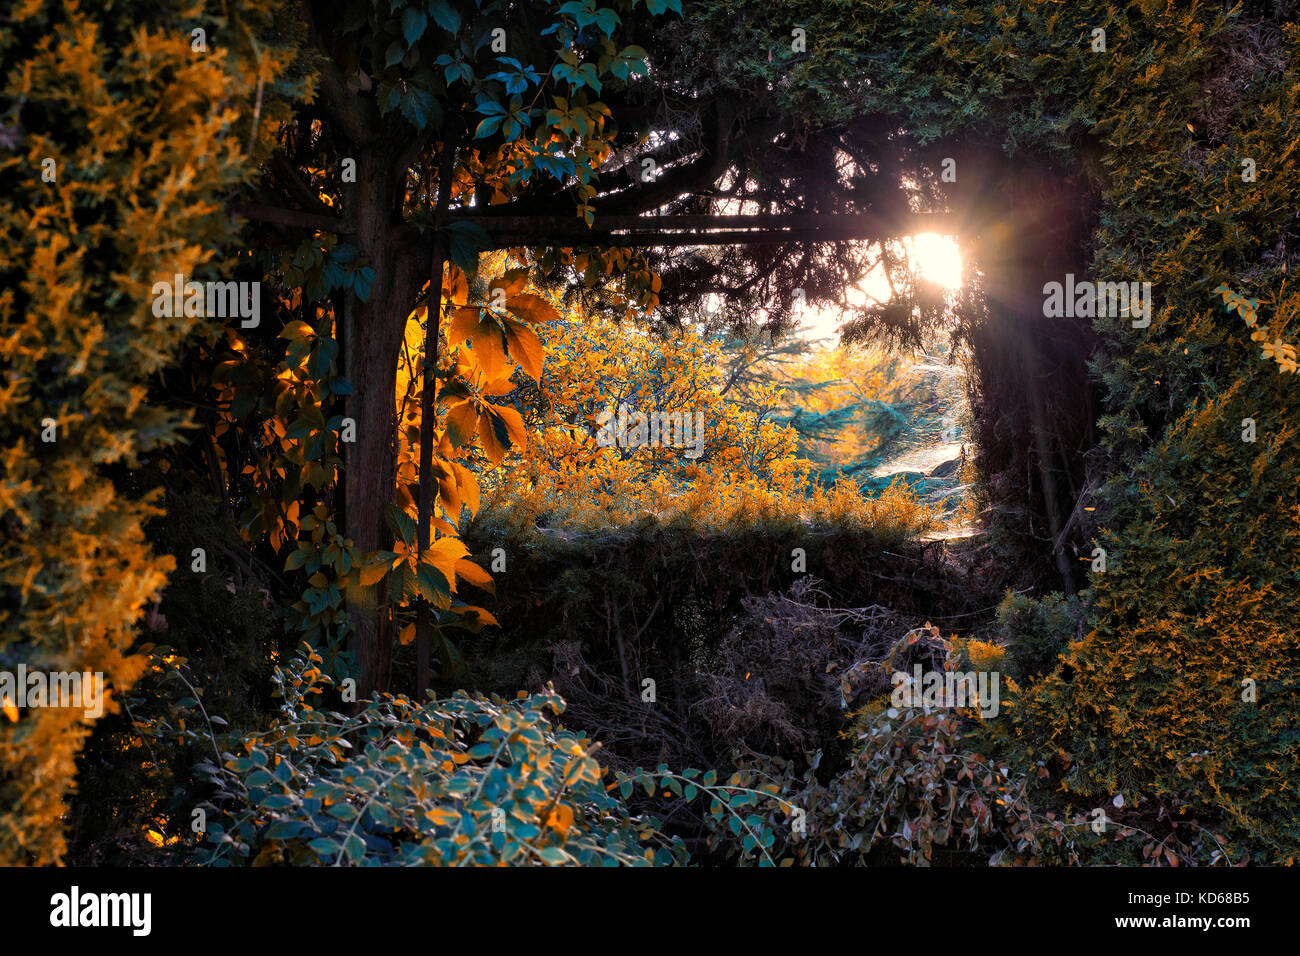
[0,0,301,864]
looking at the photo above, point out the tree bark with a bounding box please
[342,140,423,699]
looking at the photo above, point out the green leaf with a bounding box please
[279,320,315,341]
[428,0,460,34]
[416,562,451,603]
[308,838,338,859]
[400,86,441,130]
[437,632,466,681]
[474,116,503,139]
[247,769,273,788]
[444,221,492,273]
[344,834,366,863]
[401,8,427,45]
[327,801,359,822]
[384,503,417,546]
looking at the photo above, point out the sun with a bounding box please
[905,232,963,289]
[798,234,964,342]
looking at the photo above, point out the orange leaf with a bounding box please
[445,401,478,448]
[489,404,528,450]
[450,461,480,516]
[545,802,574,834]
[506,292,559,326]
[359,558,389,586]
[478,409,509,463]
[503,318,544,380]
[490,267,529,298]
[424,536,469,587]
[469,320,507,381]
[449,306,480,347]
[454,558,495,594]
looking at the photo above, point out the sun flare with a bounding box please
[906,233,963,290]
[799,234,964,342]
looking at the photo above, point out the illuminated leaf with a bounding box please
[487,404,528,451]
[506,292,560,326]
[503,319,544,380]
[444,401,478,448]
[454,558,494,594]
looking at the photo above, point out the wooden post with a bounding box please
[416,140,457,696]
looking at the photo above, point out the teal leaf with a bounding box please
[401,8,428,45]
[428,0,460,34]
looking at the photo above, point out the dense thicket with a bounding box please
[0,0,302,864]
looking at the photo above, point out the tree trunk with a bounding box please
[342,141,422,699]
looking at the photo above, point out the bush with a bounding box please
[0,0,298,864]
[691,707,1084,867]
[994,591,1086,682]
[196,645,687,866]
[666,631,1088,866]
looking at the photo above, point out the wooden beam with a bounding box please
[227,200,346,234]
[228,201,960,248]
[460,212,959,248]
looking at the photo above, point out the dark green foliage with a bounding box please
[995,591,1086,683]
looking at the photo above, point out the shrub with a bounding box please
[196,645,686,866]
[662,631,1089,866]
[688,705,1085,867]
[994,591,1086,682]
[0,0,299,864]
